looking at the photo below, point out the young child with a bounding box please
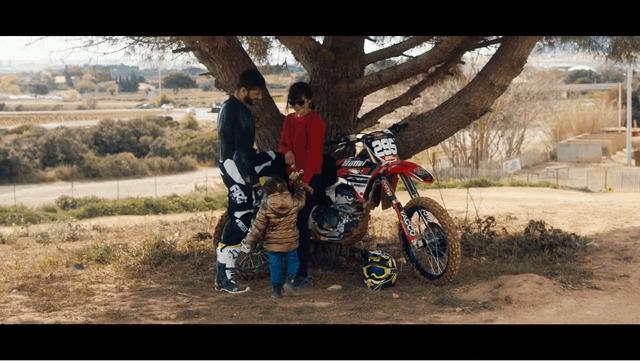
[240,173,313,298]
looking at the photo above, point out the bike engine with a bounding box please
[308,182,365,241]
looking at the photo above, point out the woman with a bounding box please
[278,81,325,287]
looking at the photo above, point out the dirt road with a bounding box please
[0,167,223,207]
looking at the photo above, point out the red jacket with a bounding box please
[278,110,325,184]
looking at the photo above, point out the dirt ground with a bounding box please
[1,187,639,324]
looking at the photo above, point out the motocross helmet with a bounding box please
[363,249,398,290]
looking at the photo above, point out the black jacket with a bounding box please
[218,96,257,183]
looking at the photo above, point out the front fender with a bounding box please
[386,160,435,184]
[363,160,435,205]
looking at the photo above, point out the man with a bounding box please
[215,69,284,294]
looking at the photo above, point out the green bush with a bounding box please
[80,242,115,265]
[55,196,102,211]
[564,69,601,84]
[0,205,59,225]
[2,116,211,183]
[144,156,197,174]
[461,178,501,188]
[99,152,148,178]
[3,125,33,135]
[70,193,226,219]
[36,128,88,168]
[176,131,219,163]
[149,137,178,158]
[0,192,228,226]
[90,118,164,157]
[0,145,39,183]
[461,217,589,263]
[143,115,178,128]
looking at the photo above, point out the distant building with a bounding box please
[54,75,66,84]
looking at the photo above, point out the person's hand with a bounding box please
[240,242,251,253]
[300,181,314,195]
[284,151,295,166]
[289,169,304,182]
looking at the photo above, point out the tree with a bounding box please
[30,82,49,99]
[162,72,197,94]
[91,36,640,159]
[64,65,83,87]
[0,75,20,94]
[117,73,145,93]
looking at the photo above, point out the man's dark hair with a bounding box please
[237,69,266,90]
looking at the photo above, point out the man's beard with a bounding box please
[244,95,254,106]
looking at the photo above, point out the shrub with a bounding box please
[90,118,164,157]
[564,69,601,84]
[149,137,178,158]
[36,128,88,168]
[154,93,175,107]
[0,145,38,183]
[99,152,148,178]
[180,115,199,130]
[176,131,219,163]
[80,242,115,265]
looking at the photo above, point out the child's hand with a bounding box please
[240,242,251,253]
[300,181,314,195]
[289,168,303,181]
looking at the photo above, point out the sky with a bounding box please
[0,36,205,70]
[0,36,319,71]
[0,36,426,72]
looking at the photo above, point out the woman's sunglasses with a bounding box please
[288,99,305,107]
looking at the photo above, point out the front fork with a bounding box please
[399,174,433,223]
[379,175,422,248]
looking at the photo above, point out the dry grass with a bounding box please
[545,98,619,146]
[0,110,164,128]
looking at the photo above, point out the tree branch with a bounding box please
[356,52,464,131]
[465,37,504,51]
[363,36,433,65]
[341,37,467,97]
[390,36,540,159]
[275,36,334,71]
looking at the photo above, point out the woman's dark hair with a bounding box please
[263,176,288,196]
[237,69,266,90]
[287,82,314,110]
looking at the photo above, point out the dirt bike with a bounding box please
[213,123,461,285]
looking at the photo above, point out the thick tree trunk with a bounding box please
[179,36,538,160]
[392,36,539,159]
[178,36,283,150]
[310,37,366,149]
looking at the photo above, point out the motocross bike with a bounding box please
[212,123,461,285]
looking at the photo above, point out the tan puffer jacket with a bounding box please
[242,184,306,253]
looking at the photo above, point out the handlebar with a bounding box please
[325,122,408,146]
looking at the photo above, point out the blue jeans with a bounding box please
[267,250,299,286]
